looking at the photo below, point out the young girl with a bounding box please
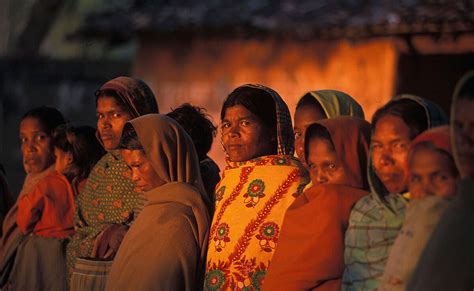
[9,125,104,291]
[264,116,371,290]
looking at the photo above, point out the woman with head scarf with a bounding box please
[66,77,159,279]
[204,84,310,290]
[379,126,459,290]
[263,117,370,290]
[342,95,447,290]
[293,90,365,167]
[0,106,65,287]
[407,71,474,291]
[104,114,210,290]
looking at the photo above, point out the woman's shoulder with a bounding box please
[35,172,70,189]
[86,152,131,184]
[22,172,71,199]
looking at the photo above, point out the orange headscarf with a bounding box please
[305,116,371,190]
[410,125,452,157]
[264,117,371,290]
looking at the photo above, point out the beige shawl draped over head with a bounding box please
[106,114,210,290]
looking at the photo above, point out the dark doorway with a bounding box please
[395,53,474,117]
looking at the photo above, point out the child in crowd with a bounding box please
[166,103,220,205]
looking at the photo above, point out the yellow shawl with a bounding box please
[204,156,309,290]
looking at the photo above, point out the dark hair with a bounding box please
[372,99,428,139]
[410,142,459,177]
[21,106,66,135]
[95,89,131,114]
[53,125,105,181]
[167,103,216,161]
[457,74,474,100]
[295,93,326,116]
[119,123,144,150]
[304,123,335,163]
[221,86,277,131]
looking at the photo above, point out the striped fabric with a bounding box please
[70,258,113,291]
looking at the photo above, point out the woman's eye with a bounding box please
[435,174,449,182]
[96,113,103,119]
[221,122,230,129]
[394,142,408,149]
[35,135,47,142]
[241,120,250,126]
[372,143,382,150]
[20,137,27,144]
[112,113,121,118]
[328,163,336,169]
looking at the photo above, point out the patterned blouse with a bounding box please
[66,152,140,274]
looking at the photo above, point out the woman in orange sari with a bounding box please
[263,117,371,290]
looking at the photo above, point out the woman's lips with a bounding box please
[23,157,38,164]
[100,133,114,140]
[226,144,242,150]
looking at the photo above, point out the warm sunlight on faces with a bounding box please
[121,149,165,192]
[294,105,326,167]
[96,96,132,151]
[371,115,411,194]
[20,117,54,174]
[221,105,274,162]
[408,145,458,199]
[307,138,348,185]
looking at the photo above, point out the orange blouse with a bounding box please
[17,172,83,239]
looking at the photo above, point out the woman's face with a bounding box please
[409,146,457,199]
[20,117,55,174]
[221,105,275,162]
[96,96,132,151]
[121,149,165,192]
[371,115,412,194]
[294,105,326,167]
[307,138,348,185]
[453,98,474,179]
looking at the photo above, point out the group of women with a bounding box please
[0,71,472,291]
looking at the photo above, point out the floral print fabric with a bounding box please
[204,155,309,290]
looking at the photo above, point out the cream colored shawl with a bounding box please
[106,114,210,290]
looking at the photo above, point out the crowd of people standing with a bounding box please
[0,71,472,290]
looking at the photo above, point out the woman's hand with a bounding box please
[95,224,129,259]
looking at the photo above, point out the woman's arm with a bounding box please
[17,181,46,235]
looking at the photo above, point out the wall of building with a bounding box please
[133,37,398,167]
